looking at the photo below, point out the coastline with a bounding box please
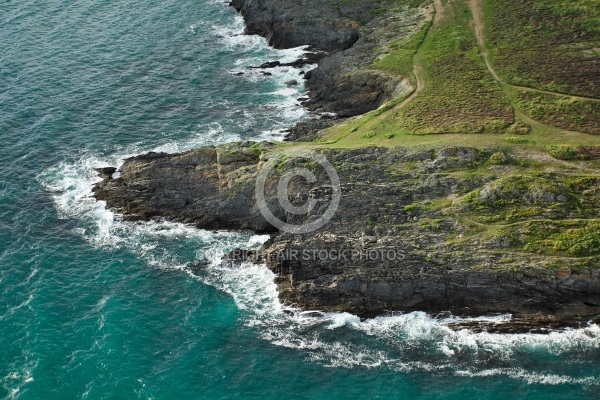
[230,0,426,132]
[6,0,600,396]
[91,1,600,330]
[93,142,600,331]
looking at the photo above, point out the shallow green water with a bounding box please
[1,1,599,399]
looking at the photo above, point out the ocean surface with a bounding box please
[1,1,599,398]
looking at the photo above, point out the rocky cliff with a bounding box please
[94,143,600,327]
[231,0,427,121]
[92,0,600,331]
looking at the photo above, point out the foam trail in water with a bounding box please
[38,2,600,388]
[40,146,600,388]
[210,9,312,138]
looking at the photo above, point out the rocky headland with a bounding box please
[93,0,600,331]
[231,0,427,125]
[94,142,600,330]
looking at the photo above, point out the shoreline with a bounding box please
[93,143,600,331]
[230,0,425,134]
[91,1,600,331]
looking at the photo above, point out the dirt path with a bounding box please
[375,1,442,119]
[514,147,600,173]
[468,0,500,82]
[433,0,444,28]
[509,83,600,102]
[388,56,426,115]
[401,0,447,106]
[468,0,599,102]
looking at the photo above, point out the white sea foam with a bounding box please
[1,363,37,400]
[37,2,600,388]
[455,368,600,386]
[41,151,600,386]
[209,10,312,138]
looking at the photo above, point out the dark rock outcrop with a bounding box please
[93,144,277,232]
[302,5,425,117]
[93,143,600,323]
[229,0,375,52]
[283,118,338,142]
[95,167,117,180]
[230,0,427,133]
[250,51,327,69]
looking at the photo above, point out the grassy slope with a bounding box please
[484,0,600,135]
[485,0,600,98]
[274,0,600,262]
[312,0,599,150]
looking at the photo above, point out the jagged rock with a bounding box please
[283,119,337,142]
[256,61,281,69]
[93,143,276,231]
[93,144,600,321]
[95,167,117,179]
[230,0,372,52]
[230,0,427,138]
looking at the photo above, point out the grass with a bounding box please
[508,89,600,135]
[379,0,513,135]
[313,113,600,149]
[307,0,599,151]
[484,0,600,99]
[447,168,600,257]
[370,18,432,81]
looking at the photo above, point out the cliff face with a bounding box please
[229,0,377,52]
[93,144,275,232]
[230,0,426,120]
[94,143,600,323]
[92,1,600,330]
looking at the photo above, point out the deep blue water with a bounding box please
[1,1,599,399]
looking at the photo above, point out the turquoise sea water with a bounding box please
[1,1,599,398]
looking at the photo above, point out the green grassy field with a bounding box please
[308,0,599,153]
[485,0,600,98]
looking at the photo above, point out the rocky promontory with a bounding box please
[90,0,600,330]
[94,142,600,327]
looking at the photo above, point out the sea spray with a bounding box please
[18,0,600,395]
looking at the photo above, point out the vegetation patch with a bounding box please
[507,122,531,135]
[511,90,600,135]
[461,174,578,223]
[485,0,600,98]
[390,1,513,134]
[488,151,510,165]
[371,18,431,81]
[504,136,530,144]
[545,145,580,160]
[519,221,600,256]
[362,131,377,138]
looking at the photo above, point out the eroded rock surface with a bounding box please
[94,143,600,322]
[230,0,428,129]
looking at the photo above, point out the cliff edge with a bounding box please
[94,143,600,327]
